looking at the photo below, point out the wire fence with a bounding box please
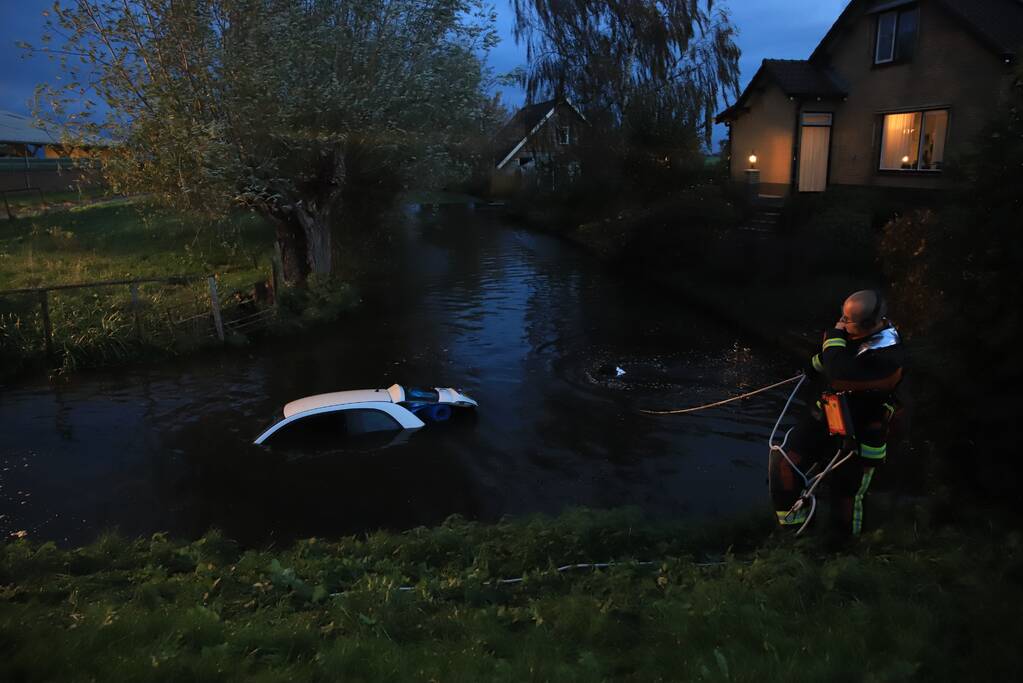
[0,272,277,373]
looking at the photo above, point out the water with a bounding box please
[0,209,797,546]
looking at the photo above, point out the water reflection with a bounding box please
[1,210,794,546]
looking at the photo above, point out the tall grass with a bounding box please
[3,508,1021,681]
[0,202,291,380]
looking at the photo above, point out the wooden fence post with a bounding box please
[271,243,284,307]
[208,276,225,342]
[38,290,54,358]
[129,282,142,338]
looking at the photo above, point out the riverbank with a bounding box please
[509,189,884,361]
[0,201,357,382]
[3,507,1021,681]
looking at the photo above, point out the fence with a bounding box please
[0,158,106,216]
[0,273,276,370]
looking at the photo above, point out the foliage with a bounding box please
[28,0,499,283]
[3,509,1023,681]
[509,0,741,200]
[878,64,1023,498]
[512,0,740,143]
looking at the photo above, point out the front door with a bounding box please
[798,112,832,192]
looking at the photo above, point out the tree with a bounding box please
[30,0,498,284]
[511,0,740,148]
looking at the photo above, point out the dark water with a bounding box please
[0,209,798,547]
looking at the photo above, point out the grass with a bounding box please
[2,507,1021,681]
[0,201,281,379]
[1,186,112,216]
[0,201,274,293]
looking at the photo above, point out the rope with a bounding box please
[640,373,805,415]
[767,374,855,535]
[327,559,739,596]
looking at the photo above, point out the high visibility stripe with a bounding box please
[884,402,897,419]
[860,442,887,460]
[812,354,824,373]
[822,338,847,351]
[777,509,808,526]
[852,468,875,535]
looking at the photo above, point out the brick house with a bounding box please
[490,98,587,196]
[716,0,1022,197]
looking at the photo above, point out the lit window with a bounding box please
[875,7,918,64]
[879,109,947,171]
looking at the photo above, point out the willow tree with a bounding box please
[30,0,498,283]
[511,0,740,147]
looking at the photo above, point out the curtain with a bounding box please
[799,126,830,192]
[921,110,948,170]
[880,112,921,169]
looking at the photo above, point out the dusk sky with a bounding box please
[1,0,848,145]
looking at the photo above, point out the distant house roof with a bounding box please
[0,110,111,148]
[0,111,60,146]
[811,0,1023,62]
[716,60,847,122]
[494,98,587,170]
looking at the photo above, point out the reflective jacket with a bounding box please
[809,323,905,458]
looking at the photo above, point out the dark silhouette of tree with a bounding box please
[511,0,740,144]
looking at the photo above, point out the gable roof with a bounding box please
[0,110,59,146]
[810,0,1023,62]
[715,59,847,122]
[0,110,113,148]
[494,98,587,170]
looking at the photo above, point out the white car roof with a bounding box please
[283,388,396,418]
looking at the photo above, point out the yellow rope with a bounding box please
[640,373,805,415]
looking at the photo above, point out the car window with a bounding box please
[345,409,402,435]
[403,387,440,403]
[263,411,347,450]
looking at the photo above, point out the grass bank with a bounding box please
[512,185,930,358]
[2,508,1021,681]
[0,202,356,381]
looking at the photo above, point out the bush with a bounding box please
[878,64,1023,501]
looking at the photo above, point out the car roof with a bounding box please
[283,388,398,418]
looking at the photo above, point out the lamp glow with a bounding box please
[748,154,757,166]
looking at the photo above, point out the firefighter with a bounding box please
[770,289,905,536]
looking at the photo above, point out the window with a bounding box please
[262,408,400,449]
[557,126,571,145]
[344,409,401,436]
[801,112,833,126]
[879,109,947,171]
[875,7,918,64]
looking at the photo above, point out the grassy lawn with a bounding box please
[0,201,274,293]
[2,508,1020,681]
[0,202,278,378]
[1,186,113,216]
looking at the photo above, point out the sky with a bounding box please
[1,0,849,146]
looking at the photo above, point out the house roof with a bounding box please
[715,60,847,122]
[0,110,59,145]
[717,0,1022,123]
[493,98,587,169]
[932,0,1023,58]
[811,0,1023,62]
[0,110,112,148]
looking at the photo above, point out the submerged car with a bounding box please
[254,384,477,448]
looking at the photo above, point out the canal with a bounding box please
[0,209,798,546]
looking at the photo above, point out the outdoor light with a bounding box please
[748,153,757,167]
